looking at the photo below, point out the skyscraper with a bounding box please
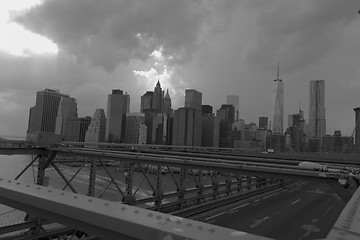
[27,89,70,134]
[85,109,106,144]
[140,81,170,144]
[185,89,202,110]
[309,80,326,140]
[27,89,72,145]
[271,62,284,134]
[217,104,235,123]
[105,89,130,143]
[152,80,163,113]
[226,95,239,121]
[140,91,154,113]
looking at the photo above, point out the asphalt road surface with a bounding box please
[203,179,346,240]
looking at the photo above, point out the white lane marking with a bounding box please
[254,199,260,202]
[204,211,227,221]
[263,192,279,199]
[291,199,301,205]
[231,203,250,211]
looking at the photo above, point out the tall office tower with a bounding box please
[27,89,70,134]
[271,62,284,134]
[64,116,92,142]
[27,89,72,145]
[216,105,235,148]
[140,81,169,144]
[55,97,78,138]
[105,89,130,143]
[125,113,147,144]
[354,107,360,154]
[309,80,326,140]
[172,108,202,146]
[152,80,164,113]
[162,89,172,115]
[287,110,305,152]
[259,117,268,130]
[140,91,154,113]
[85,109,106,144]
[185,89,202,110]
[201,115,220,147]
[226,95,239,121]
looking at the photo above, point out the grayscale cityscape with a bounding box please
[0,1,359,240]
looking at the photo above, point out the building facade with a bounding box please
[172,108,202,146]
[201,115,220,147]
[55,97,78,139]
[322,131,354,154]
[64,116,92,142]
[125,113,147,144]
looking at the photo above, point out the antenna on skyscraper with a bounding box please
[277,60,280,80]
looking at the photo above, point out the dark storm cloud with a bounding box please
[15,0,239,71]
[245,0,359,75]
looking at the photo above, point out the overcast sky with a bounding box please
[0,0,359,138]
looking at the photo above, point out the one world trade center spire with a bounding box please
[271,61,284,134]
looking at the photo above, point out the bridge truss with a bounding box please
[0,144,359,239]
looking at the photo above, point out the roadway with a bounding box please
[200,179,346,240]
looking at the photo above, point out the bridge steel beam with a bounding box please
[42,148,356,210]
[48,147,351,181]
[0,178,271,240]
[0,147,47,155]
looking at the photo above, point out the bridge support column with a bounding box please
[30,154,53,236]
[247,176,252,191]
[212,171,220,199]
[236,174,243,193]
[177,167,187,210]
[225,173,232,196]
[196,170,204,204]
[37,156,47,186]
[36,152,56,186]
[87,159,97,197]
[154,165,163,209]
[124,163,135,204]
[255,176,263,189]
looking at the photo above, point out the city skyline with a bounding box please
[0,1,359,137]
